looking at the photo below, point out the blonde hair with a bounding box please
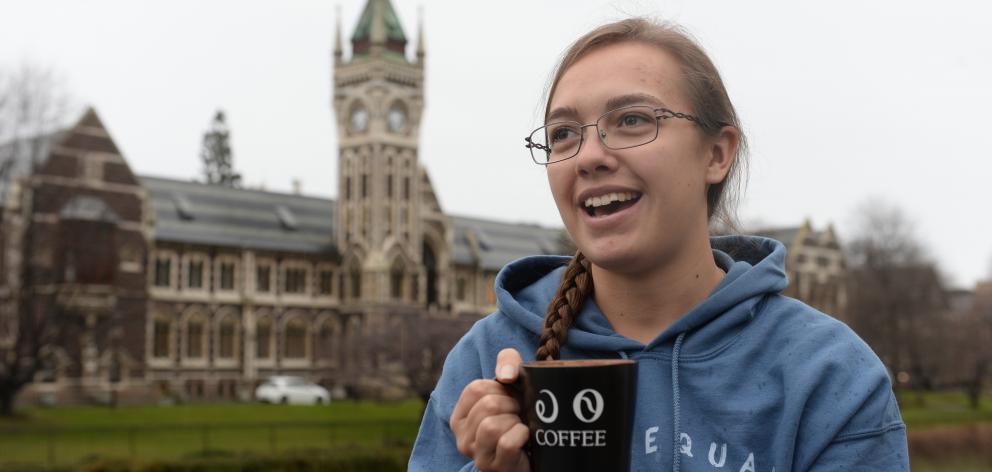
[537,18,748,360]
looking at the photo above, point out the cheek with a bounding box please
[546,169,571,208]
[642,155,706,209]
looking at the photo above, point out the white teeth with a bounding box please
[583,191,638,208]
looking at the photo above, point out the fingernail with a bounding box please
[498,364,517,381]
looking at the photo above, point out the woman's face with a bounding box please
[546,41,730,275]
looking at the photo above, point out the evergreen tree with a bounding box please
[200,110,241,187]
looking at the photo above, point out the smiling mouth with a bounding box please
[583,192,642,217]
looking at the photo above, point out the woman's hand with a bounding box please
[450,348,531,472]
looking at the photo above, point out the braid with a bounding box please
[535,251,594,361]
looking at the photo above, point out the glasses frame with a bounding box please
[524,105,701,166]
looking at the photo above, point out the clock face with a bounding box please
[388,107,407,133]
[350,107,369,132]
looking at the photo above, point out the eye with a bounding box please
[548,125,579,144]
[617,112,651,128]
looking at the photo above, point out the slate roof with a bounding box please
[143,175,566,269]
[142,176,337,255]
[450,214,567,271]
[7,129,566,267]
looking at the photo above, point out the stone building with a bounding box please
[753,219,848,318]
[0,0,565,406]
[0,0,848,407]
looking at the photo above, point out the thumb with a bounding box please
[495,348,523,384]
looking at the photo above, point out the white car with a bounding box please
[255,376,330,405]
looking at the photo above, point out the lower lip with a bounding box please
[579,198,641,231]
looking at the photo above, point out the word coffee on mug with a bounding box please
[520,359,636,471]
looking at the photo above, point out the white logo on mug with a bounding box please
[535,389,559,423]
[572,388,605,423]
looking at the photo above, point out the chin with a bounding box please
[578,244,646,274]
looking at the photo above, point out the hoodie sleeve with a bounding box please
[796,322,909,471]
[806,386,908,471]
[408,393,480,472]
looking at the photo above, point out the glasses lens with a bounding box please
[544,122,582,163]
[598,106,659,150]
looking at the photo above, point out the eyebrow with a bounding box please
[546,93,668,124]
[605,93,667,111]
[546,105,579,124]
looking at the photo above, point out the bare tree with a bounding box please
[0,63,73,416]
[361,311,474,406]
[0,63,72,166]
[958,283,992,408]
[399,313,474,406]
[0,294,63,416]
[845,198,946,391]
[946,310,991,408]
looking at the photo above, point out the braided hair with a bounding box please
[535,251,594,360]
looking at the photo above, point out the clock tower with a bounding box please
[333,0,447,307]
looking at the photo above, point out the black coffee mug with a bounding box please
[514,359,637,472]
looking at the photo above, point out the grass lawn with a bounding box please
[1,391,991,470]
[898,390,992,430]
[0,400,423,468]
[898,391,992,472]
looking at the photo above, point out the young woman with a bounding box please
[409,18,908,472]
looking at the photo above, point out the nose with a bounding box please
[574,125,617,176]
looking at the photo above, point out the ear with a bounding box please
[704,125,739,185]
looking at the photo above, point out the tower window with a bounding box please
[391,271,404,299]
[403,177,410,200]
[350,269,361,299]
[456,277,467,301]
[387,175,393,198]
[346,177,352,200]
[362,174,368,198]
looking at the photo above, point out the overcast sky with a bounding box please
[1,0,990,288]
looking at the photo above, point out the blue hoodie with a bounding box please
[409,236,909,471]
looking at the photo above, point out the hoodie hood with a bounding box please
[493,235,789,357]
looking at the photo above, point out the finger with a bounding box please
[491,422,531,472]
[467,393,520,426]
[473,414,525,471]
[451,380,511,456]
[464,393,521,451]
[452,379,508,424]
[495,348,523,383]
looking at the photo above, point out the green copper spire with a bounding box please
[351,0,408,58]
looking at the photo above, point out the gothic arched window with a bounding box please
[284,318,308,359]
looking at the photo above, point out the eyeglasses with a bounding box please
[524,105,700,165]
